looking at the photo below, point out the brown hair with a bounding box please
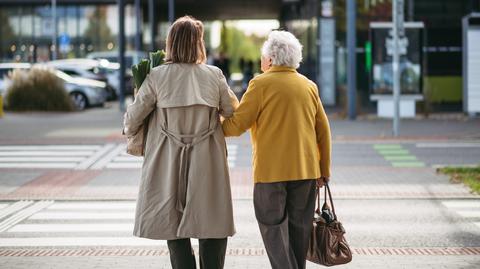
[165,16,207,64]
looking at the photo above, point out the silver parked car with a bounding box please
[54,69,107,110]
[48,58,133,97]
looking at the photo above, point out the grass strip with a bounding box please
[438,166,480,194]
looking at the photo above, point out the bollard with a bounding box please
[0,94,4,118]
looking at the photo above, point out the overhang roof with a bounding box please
[0,0,284,20]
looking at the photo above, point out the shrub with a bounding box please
[5,66,74,112]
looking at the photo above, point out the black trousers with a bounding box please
[167,238,227,269]
[253,179,316,269]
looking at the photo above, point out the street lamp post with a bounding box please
[51,0,57,60]
[149,0,156,51]
[118,0,126,112]
[347,0,356,120]
[134,0,141,52]
[392,0,405,137]
[168,0,175,24]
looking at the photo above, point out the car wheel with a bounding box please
[70,92,88,110]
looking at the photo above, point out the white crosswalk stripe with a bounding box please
[441,200,480,229]
[0,200,169,247]
[103,144,238,169]
[0,143,239,169]
[0,144,113,169]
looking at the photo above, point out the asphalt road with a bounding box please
[0,103,479,268]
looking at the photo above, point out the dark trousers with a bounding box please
[254,179,316,269]
[167,238,227,269]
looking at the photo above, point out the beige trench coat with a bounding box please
[123,63,237,240]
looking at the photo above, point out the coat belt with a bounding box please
[160,124,218,213]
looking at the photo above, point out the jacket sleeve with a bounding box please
[218,69,239,118]
[315,90,332,178]
[222,79,262,137]
[123,74,156,136]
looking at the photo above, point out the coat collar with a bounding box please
[266,66,297,73]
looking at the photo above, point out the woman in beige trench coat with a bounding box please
[123,16,237,269]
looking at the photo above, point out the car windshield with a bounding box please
[55,70,75,83]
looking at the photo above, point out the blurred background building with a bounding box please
[0,0,479,112]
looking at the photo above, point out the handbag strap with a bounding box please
[316,183,337,220]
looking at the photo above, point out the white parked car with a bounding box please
[0,63,32,96]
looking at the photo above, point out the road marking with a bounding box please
[375,144,425,168]
[0,145,106,169]
[0,143,239,170]
[416,143,480,148]
[0,247,478,256]
[75,143,116,170]
[48,202,135,210]
[375,149,410,155]
[441,201,480,208]
[0,201,34,219]
[9,223,133,233]
[0,151,94,156]
[391,162,426,167]
[0,237,166,247]
[0,145,102,151]
[29,212,134,220]
[0,201,53,232]
[373,144,403,150]
[90,144,126,170]
[0,163,79,168]
[384,155,418,161]
[0,157,85,162]
[456,211,480,218]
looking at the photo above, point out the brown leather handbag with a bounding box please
[306,183,352,266]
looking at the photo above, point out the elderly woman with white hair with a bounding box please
[222,30,332,269]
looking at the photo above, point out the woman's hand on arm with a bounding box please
[218,69,239,118]
[222,79,262,137]
[123,74,156,136]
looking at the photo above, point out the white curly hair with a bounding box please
[261,30,303,69]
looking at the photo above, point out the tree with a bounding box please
[83,7,115,51]
[0,10,15,60]
[219,23,264,73]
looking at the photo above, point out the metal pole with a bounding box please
[118,0,126,112]
[134,0,141,52]
[392,0,402,137]
[149,0,155,51]
[408,0,414,21]
[168,0,175,24]
[76,6,80,57]
[51,0,57,60]
[347,0,356,120]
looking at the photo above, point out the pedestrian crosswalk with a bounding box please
[0,144,238,169]
[0,200,163,247]
[441,200,480,229]
[0,145,115,169]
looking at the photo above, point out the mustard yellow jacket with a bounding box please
[222,66,332,183]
